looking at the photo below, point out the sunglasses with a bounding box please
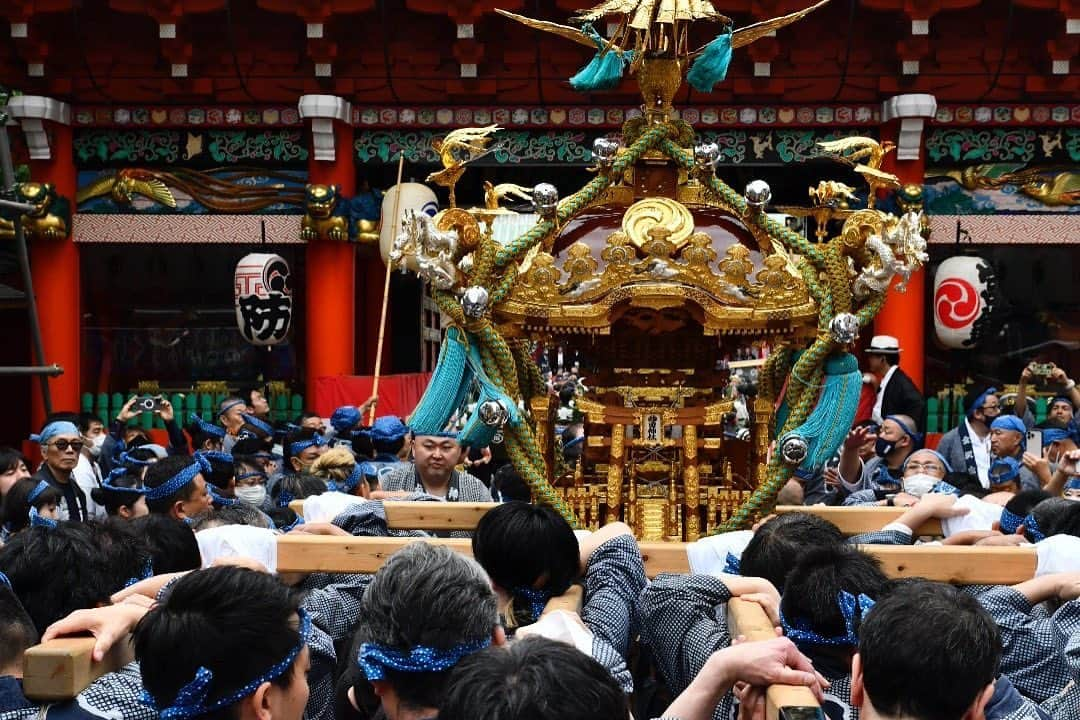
[50,439,84,452]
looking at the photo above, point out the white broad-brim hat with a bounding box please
[865,335,901,354]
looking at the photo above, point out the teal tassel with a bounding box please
[409,327,473,435]
[569,24,631,92]
[686,28,733,93]
[779,353,862,471]
[459,341,521,448]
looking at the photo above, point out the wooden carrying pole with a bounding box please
[774,505,944,537]
[727,599,823,720]
[370,155,406,424]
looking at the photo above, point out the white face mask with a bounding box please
[902,473,939,498]
[85,433,107,458]
[236,485,267,507]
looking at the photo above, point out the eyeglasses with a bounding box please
[49,439,84,452]
[905,461,945,473]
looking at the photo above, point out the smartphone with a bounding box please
[1030,363,1054,377]
[1027,429,1042,452]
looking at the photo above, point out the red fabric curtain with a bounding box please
[313,373,432,419]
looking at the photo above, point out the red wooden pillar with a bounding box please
[299,96,356,406]
[8,97,79,432]
[875,94,937,392]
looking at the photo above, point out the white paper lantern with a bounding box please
[234,253,292,345]
[379,183,438,264]
[933,256,994,350]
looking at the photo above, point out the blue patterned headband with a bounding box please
[903,449,953,474]
[188,414,226,440]
[989,457,1022,486]
[512,586,552,623]
[144,456,211,502]
[276,489,294,508]
[147,608,311,720]
[208,486,238,507]
[123,557,155,589]
[119,450,156,468]
[288,433,328,457]
[102,468,145,496]
[0,571,10,590]
[29,421,80,445]
[195,450,234,466]
[930,480,961,496]
[217,399,246,419]
[999,508,1025,534]
[358,637,491,682]
[276,514,304,533]
[1023,514,1046,542]
[1065,478,1080,491]
[27,480,51,504]
[241,414,274,436]
[723,552,742,575]
[780,590,876,647]
[967,387,998,418]
[885,415,924,448]
[29,506,58,529]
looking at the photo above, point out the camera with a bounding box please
[134,395,165,413]
[1030,363,1054,377]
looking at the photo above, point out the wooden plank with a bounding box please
[541,585,584,616]
[382,502,496,530]
[727,598,823,720]
[23,636,132,701]
[854,545,1037,585]
[275,536,1036,584]
[275,535,473,574]
[287,500,496,531]
[775,505,943,537]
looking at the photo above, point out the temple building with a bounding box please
[0,0,1076,442]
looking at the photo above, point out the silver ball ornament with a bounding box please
[461,286,490,319]
[693,142,719,172]
[829,313,860,344]
[592,138,619,167]
[780,435,809,465]
[532,183,559,219]
[744,180,772,209]
[477,399,509,427]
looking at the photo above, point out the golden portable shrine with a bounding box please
[386,0,928,540]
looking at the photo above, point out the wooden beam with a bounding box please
[383,502,496,530]
[275,536,1037,584]
[775,506,943,537]
[288,500,497,531]
[727,598,823,720]
[23,636,132,701]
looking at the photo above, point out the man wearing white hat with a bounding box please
[865,335,925,427]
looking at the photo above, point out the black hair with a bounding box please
[239,385,265,409]
[372,434,405,457]
[0,582,38,672]
[190,504,273,531]
[779,545,889,647]
[1003,489,1052,519]
[134,567,303,720]
[491,464,532,504]
[265,507,300,531]
[126,514,201,574]
[558,383,576,406]
[1,478,63,532]
[297,409,320,423]
[740,512,844,592]
[77,411,105,435]
[858,581,1000,720]
[200,453,235,490]
[1028,497,1077,541]
[868,351,898,367]
[0,447,27,476]
[272,473,327,506]
[947,472,989,499]
[231,438,273,457]
[143,456,204,514]
[0,521,147,634]
[350,543,498,711]
[963,386,998,418]
[440,636,628,720]
[350,430,375,459]
[472,502,578,627]
[91,470,145,516]
[185,422,222,453]
[1049,502,1080,538]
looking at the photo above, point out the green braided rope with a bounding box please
[489,262,519,307]
[823,241,852,315]
[759,345,793,402]
[504,417,580,527]
[493,124,671,272]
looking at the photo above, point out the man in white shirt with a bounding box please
[936,386,1000,488]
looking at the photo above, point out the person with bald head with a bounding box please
[837,414,922,505]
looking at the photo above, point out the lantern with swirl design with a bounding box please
[933,256,996,349]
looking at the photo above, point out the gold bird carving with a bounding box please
[76,169,178,208]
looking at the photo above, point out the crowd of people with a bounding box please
[2,350,1080,720]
